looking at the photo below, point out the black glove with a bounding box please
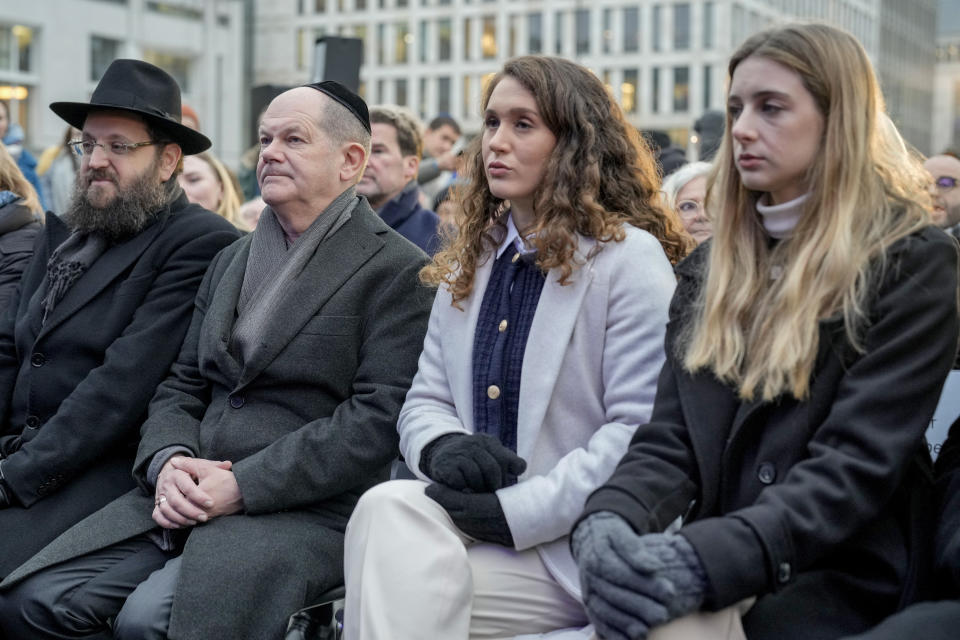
[425,483,514,547]
[420,432,527,493]
[572,512,706,640]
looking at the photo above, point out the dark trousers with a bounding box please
[839,600,960,640]
[0,535,176,640]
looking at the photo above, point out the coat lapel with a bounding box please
[39,218,164,337]
[204,238,251,382]
[516,236,596,458]
[235,213,384,389]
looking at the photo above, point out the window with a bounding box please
[438,18,451,61]
[673,66,689,112]
[554,11,564,55]
[419,21,428,62]
[703,64,712,109]
[622,69,638,114]
[652,5,662,52]
[509,15,518,57]
[377,23,386,64]
[652,67,660,114]
[602,9,613,54]
[463,18,472,60]
[395,78,408,106]
[141,50,192,92]
[463,75,472,118]
[91,36,121,82]
[575,9,590,56]
[703,1,714,49]
[356,0,366,9]
[623,7,639,53]
[527,13,542,54]
[482,16,496,59]
[673,3,690,51]
[396,22,410,64]
[315,0,326,11]
[438,76,451,114]
[419,77,428,119]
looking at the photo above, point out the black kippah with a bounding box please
[301,81,371,134]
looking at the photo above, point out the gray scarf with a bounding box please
[231,187,359,364]
[40,232,109,325]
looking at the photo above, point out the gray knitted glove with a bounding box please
[572,511,707,640]
[420,433,526,492]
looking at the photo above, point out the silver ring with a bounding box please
[158,495,167,504]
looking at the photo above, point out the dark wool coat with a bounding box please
[0,199,41,310]
[581,226,959,640]
[2,200,434,640]
[0,197,239,577]
[376,184,440,255]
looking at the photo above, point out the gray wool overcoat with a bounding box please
[1,198,435,640]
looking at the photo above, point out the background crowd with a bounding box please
[0,18,957,640]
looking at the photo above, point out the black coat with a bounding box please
[581,227,959,639]
[0,199,40,310]
[2,200,435,640]
[0,195,239,576]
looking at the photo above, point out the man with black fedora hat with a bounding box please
[0,59,238,580]
[0,80,432,640]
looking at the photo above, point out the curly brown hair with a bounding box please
[422,56,691,303]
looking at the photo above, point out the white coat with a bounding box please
[399,224,676,600]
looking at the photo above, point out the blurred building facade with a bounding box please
[933,0,960,153]
[0,0,247,165]
[256,0,936,154]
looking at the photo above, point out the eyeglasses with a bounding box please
[935,176,959,192]
[68,139,160,157]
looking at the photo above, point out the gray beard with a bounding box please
[64,166,173,244]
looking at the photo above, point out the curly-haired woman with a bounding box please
[342,55,690,639]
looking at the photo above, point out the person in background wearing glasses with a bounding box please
[0,59,239,582]
[662,161,714,245]
[924,153,960,239]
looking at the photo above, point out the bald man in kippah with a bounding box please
[0,82,435,640]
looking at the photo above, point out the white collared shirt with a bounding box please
[495,213,538,259]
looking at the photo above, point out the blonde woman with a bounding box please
[661,161,713,244]
[573,23,959,640]
[178,151,247,230]
[0,142,42,307]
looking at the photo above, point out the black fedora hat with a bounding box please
[50,59,210,155]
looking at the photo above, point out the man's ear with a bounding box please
[341,142,367,183]
[158,144,183,182]
[402,155,420,182]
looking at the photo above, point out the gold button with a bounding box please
[511,252,520,263]
[498,319,508,332]
[487,385,501,400]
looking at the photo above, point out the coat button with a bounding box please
[487,385,501,400]
[229,394,245,409]
[757,462,777,485]
[498,319,508,332]
[25,415,40,429]
[30,353,46,367]
[777,562,792,583]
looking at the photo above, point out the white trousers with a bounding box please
[343,480,589,640]
[343,479,749,640]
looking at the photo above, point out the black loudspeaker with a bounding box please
[247,84,291,146]
[311,36,363,92]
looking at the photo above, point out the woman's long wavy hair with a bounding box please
[0,142,42,214]
[421,56,691,302]
[683,23,932,401]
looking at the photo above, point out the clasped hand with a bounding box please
[572,512,707,640]
[152,456,245,529]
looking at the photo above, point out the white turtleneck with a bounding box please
[755,192,810,239]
